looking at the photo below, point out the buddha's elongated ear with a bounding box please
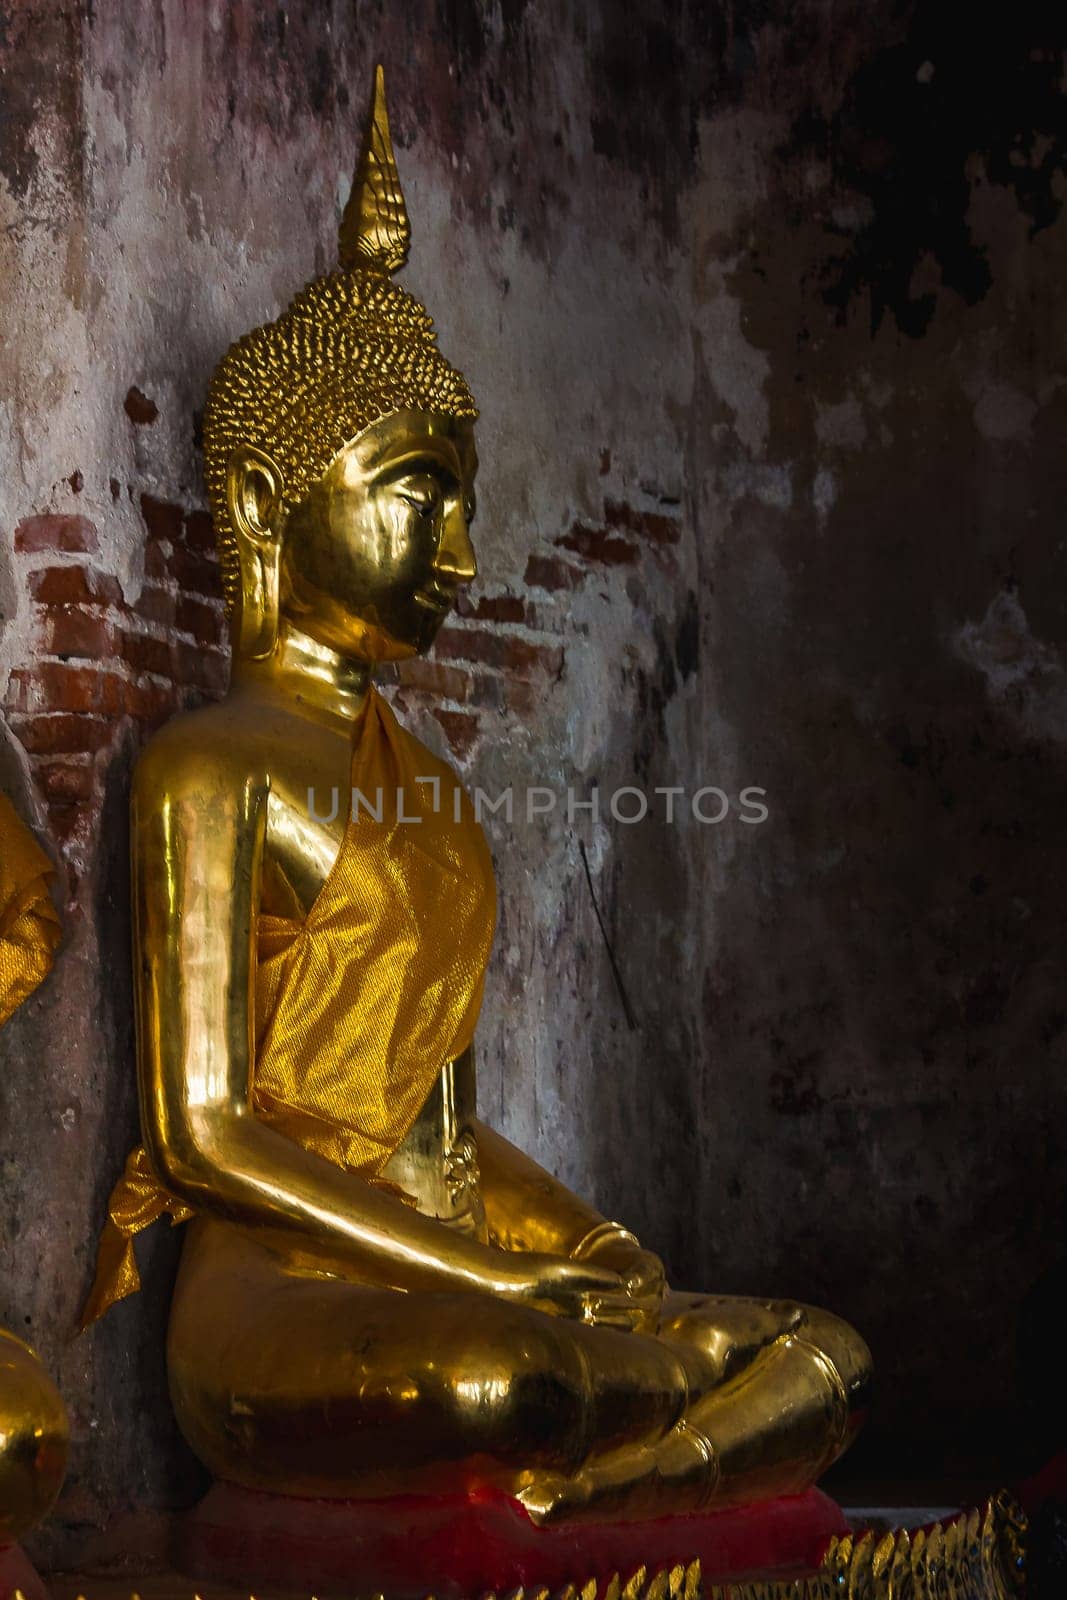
[228,443,285,544]
[227,444,285,660]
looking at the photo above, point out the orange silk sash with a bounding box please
[0,792,61,1028]
[82,687,496,1326]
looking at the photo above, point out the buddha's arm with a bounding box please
[474,1120,605,1255]
[133,734,634,1323]
[474,1120,666,1324]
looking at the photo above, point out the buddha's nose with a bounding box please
[435,503,478,585]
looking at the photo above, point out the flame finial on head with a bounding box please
[339,65,411,276]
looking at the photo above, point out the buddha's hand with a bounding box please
[498,1252,644,1331]
[570,1224,666,1335]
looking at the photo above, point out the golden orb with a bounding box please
[0,1328,69,1546]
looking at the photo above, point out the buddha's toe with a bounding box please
[517,1419,716,1525]
[0,1329,69,1545]
[795,1304,872,1449]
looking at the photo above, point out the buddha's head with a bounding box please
[203,67,478,665]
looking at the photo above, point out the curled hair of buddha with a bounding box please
[202,65,478,615]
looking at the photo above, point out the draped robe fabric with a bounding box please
[0,792,60,1029]
[81,689,497,1326]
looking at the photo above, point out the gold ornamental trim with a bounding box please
[820,1492,1026,1600]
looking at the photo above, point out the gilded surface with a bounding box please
[820,1494,1026,1600]
[0,801,69,1545]
[203,67,476,620]
[81,67,873,1522]
[0,791,60,1028]
[0,1328,69,1546]
[84,686,496,1322]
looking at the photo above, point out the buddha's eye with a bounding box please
[395,473,442,517]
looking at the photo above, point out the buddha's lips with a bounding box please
[414,583,456,614]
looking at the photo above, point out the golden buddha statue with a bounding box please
[83,69,871,1526]
[0,791,69,1555]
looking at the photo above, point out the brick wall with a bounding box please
[3,478,682,859]
[391,491,682,757]
[4,490,227,876]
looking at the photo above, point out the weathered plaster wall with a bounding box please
[0,0,1064,1566]
[675,7,1067,1490]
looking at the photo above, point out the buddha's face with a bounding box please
[280,408,478,662]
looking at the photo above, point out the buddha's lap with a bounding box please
[169,1220,687,1471]
[166,1221,865,1480]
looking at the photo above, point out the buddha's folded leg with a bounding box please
[166,1219,694,1499]
[517,1294,872,1524]
[657,1290,872,1424]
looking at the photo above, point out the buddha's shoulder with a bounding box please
[132,700,272,806]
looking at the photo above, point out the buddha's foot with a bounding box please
[517,1418,718,1525]
[518,1331,853,1526]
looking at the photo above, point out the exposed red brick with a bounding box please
[556,522,638,566]
[36,760,95,803]
[468,672,504,712]
[167,541,221,598]
[29,565,123,608]
[201,654,230,697]
[395,660,472,702]
[12,663,126,716]
[44,611,116,662]
[144,542,169,581]
[433,709,481,760]
[184,510,215,551]
[14,514,99,554]
[140,493,183,544]
[436,626,563,679]
[172,640,229,697]
[134,582,177,627]
[103,672,132,715]
[524,553,584,592]
[3,670,31,714]
[454,592,527,625]
[175,594,223,645]
[603,497,680,545]
[126,678,175,725]
[519,600,557,634]
[121,629,172,678]
[9,714,113,756]
[47,800,89,846]
[125,385,159,425]
[502,677,539,716]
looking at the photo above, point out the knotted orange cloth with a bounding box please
[82,686,496,1326]
[0,791,60,1028]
